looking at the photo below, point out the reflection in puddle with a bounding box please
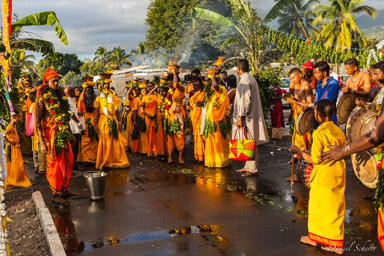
[80,224,240,254]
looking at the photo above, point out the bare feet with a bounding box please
[51,194,67,204]
[236,168,248,173]
[321,246,344,255]
[61,190,80,196]
[285,174,298,182]
[241,171,258,177]
[178,159,184,164]
[300,236,317,247]
[167,158,174,164]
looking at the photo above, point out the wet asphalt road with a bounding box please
[31,135,382,256]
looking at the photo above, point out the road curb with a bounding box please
[32,191,66,256]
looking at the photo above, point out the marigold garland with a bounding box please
[39,84,73,153]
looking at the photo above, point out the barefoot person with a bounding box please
[94,73,130,169]
[343,58,371,100]
[36,68,79,203]
[165,69,186,164]
[4,111,32,190]
[286,68,313,178]
[291,99,346,255]
[320,62,384,252]
[233,59,268,176]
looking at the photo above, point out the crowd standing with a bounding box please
[5,58,384,254]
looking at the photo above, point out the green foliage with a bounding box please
[203,119,216,138]
[374,166,384,212]
[313,0,377,49]
[86,118,98,141]
[54,130,74,153]
[61,71,82,87]
[38,52,83,76]
[6,145,11,162]
[145,0,233,68]
[107,46,132,70]
[80,58,103,76]
[168,119,182,135]
[107,117,119,140]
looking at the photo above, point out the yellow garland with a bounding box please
[100,90,114,115]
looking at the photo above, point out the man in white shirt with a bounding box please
[65,86,81,171]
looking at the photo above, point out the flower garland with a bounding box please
[100,91,114,116]
[40,85,73,153]
[164,88,174,118]
[157,95,166,113]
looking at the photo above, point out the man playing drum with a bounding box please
[286,68,313,167]
[343,58,371,100]
[320,61,384,252]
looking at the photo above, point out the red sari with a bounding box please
[270,88,285,128]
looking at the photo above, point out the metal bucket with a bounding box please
[84,171,107,200]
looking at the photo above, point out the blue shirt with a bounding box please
[315,77,340,125]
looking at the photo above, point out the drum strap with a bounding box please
[356,75,364,90]
[321,84,331,100]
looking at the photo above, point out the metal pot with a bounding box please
[84,171,107,200]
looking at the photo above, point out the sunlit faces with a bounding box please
[13,113,21,124]
[344,64,358,76]
[192,79,203,91]
[48,77,59,90]
[147,82,154,93]
[313,69,325,82]
[289,72,302,84]
[373,68,384,84]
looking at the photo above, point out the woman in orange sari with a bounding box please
[130,87,142,153]
[140,82,158,157]
[4,111,32,190]
[165,70,186,164]
[188,76,205,162]
[156,86,168,156]
[77,81,98,164]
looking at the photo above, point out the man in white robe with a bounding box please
[232,59,269,176]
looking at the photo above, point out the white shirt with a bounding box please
[68,97,81,134]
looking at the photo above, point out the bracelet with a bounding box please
[342,145,350,154]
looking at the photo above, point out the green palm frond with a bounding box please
[263,0,298,23]
[11,11,68,45]
[11,38,55,55]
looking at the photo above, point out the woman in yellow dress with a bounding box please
[291,99,345,255]
[204,76,231,168]
[156,85,168,156]
[188,76,205,162]
[94,77,130,169]
[5,111,32,190]
[122,84,139,149]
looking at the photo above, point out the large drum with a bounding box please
[337,93,355,125]
[296,150,313,189]
[351,150,378,189]
[296,108,316,136]
[346,107,377,143]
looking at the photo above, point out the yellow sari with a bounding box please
[95,94,130,169]
[308,121,346,248]
[156,97,167,156]
[77,101,98,164]
[189,90,205,162]
[4,124,32,190]
[204,85,231,168]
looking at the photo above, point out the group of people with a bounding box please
[4,56,384,253]
[286,58,384,254]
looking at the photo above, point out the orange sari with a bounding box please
[77,101,98,164]
[4,124,32,190]
[167,88,185,152]
[140,94,158,156]
[156,97,167,156]
[42,119,73,194]
[189,90,205,162]
[131,97,141,153]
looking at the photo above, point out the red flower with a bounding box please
[49,98,55,103]
[58,122,63,125]
[58,110,62,113]
[52,111,56,115]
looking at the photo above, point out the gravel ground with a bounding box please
[6,195,49,256]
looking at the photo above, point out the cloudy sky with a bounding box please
[7,0,384,61]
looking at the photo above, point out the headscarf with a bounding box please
[43,68,59,84]
[302,61,313,70]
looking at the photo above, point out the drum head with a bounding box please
[337,93,355,125]
[296,108,316,136]
[296,150,312,189]
[351,151,378,189]
[346,107,378,143]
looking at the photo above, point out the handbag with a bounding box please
[229,127,256,161]
[26,112,35,136]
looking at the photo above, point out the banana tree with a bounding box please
[192,0,264,73]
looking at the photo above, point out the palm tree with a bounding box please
[313,0,377,49]
[107,46,132,70]
[11,49,35,70]
[93,46,110,68]
[265,0,319,38]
